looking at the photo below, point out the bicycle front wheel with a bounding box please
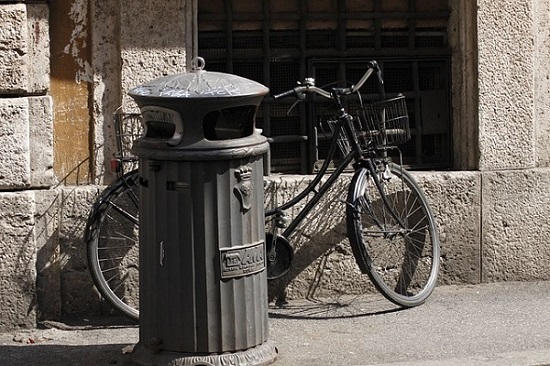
[346,162,440,307]
[85,170,140,320]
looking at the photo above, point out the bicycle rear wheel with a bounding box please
[85,170,140,320]
[346,162,440,307]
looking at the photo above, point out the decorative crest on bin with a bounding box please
[234,165,253,212]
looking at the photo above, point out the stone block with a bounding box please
[265,174,369,302]
[0,98,31,189]
[481,168,550,282]
[477,0,535,170]
[121,48,188,112]
[90,0,122,184]
[34,189,62,321]
[534,0,550,167]
[26,3,50,93]
[0,4,28,93]
[0,96,55,190]
[58,186,103,315]
[0,3,49,94]
[414,171,481,284]
[0,191,36,330]
[120,0,187,111]
[28,96,56,187]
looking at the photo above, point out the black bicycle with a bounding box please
[266,60,439,307]
[85,60,440,320]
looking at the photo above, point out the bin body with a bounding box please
[128,61,276,365]
[138,154,268,353]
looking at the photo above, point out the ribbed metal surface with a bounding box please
[138,156,268,354]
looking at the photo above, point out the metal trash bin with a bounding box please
[128,58,277,366]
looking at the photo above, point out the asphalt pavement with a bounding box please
[1,281,550,366]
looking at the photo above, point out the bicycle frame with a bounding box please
[265,83,412,280]
[266,137,355,239]
[265,98,364,239]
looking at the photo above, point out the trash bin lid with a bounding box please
[129,57,269,100]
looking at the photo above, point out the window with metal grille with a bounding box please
[198,0,451,173]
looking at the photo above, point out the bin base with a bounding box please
[132,340,278,366]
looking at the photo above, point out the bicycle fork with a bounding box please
[354,159,409,236]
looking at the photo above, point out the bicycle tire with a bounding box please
[346,162,440,307]
[85,170,140,320]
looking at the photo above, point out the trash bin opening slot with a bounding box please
[146,121,176,138]
[203,105,256,140]
[141,106,184,145]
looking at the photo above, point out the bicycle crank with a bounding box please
[265,233,293,280]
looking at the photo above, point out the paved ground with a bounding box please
[1,281,550,366]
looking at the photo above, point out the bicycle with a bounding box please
[85,60,440,320]
[266,60,440,307]
[85,108,141,320]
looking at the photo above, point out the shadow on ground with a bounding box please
[0,316,138,366]
[268,292,407,320]
[0,343,135,366]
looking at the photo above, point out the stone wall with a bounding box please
[0,2,54,329]
[0,0,192,330]
[477,0,550,284]
[265,171,483,302]
[1,0,550,331]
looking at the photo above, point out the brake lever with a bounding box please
[286,79,310,115]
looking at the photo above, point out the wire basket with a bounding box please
[112,108,143,174]
[358,95,410,149]
[324,95,410,157]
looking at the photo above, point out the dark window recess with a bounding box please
[199,0,452,173]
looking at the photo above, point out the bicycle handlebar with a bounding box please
[273,85,331,100]
[273,60,385,101]
[273,88,301,99]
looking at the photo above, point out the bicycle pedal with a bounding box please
[274,213,289,228]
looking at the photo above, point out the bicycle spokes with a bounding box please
[346,164,439,307]
[86,170,140,320]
